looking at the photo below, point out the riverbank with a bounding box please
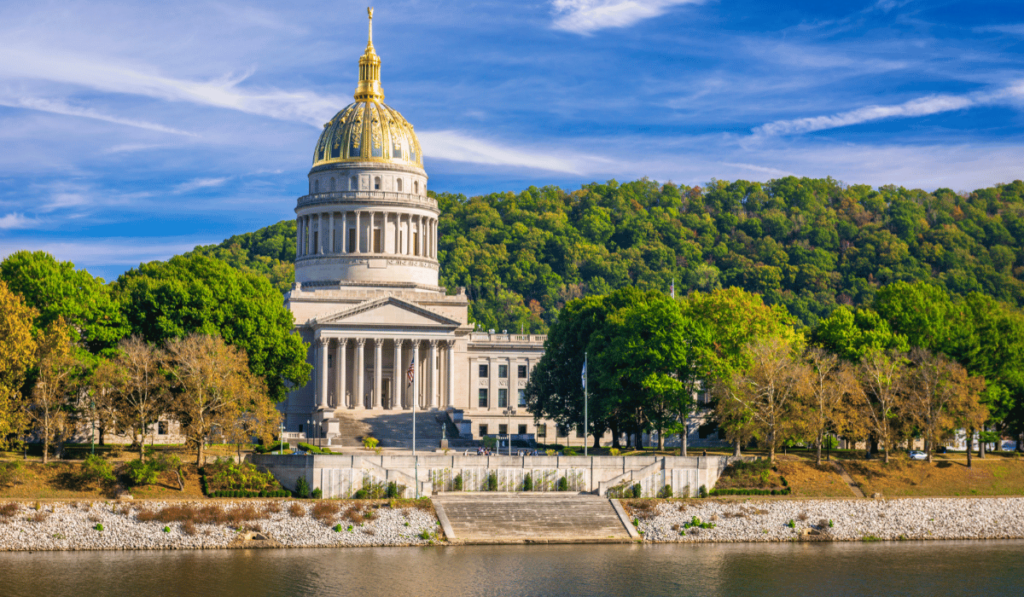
[0,499,441,551]
[626,497,1024,542]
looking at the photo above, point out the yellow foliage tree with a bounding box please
[0,281,36,449]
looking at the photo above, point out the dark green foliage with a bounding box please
[188,220,297,294]
[253,441,289,454]
[698,485,707,498]
[311,488,323,499]
[297,443,332,454]
[657,484,673,499]
[522,473,533,491]
[557,476,569,492]
[631,483,642,498]
[709,487,791,496]
[203,459,280,494]
[123,459,159,487]
[452,474,463,491]
[487,472,498,491]
[295,476,310,499]
[80,455,116,485]
[682,516,716,530]
[113,253,310,402]
[386,481,400,499]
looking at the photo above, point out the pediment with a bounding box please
[313,296,460,328]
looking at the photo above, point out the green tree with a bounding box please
[114,254,310,402]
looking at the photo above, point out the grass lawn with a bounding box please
[842,455,1024,497]
[0,459,207,500]
[773,457,856,498]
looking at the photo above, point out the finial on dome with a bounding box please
[354,7,385,102]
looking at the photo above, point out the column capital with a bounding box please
[336,337,348,347]
[375,337,386,348]
[317,336,330,347]
[355,338,366,347]
[428,339,439,348]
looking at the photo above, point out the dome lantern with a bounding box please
[354,7,384,103]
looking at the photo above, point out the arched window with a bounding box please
[351,176,357,190]
[330,177,336,192]
[314,179,320,193]
[396,178,403,192]
[374,176,381,190]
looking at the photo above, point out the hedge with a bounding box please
[207,490,291,498]
[708,487,792,496]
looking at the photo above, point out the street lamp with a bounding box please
[502,408,517,456]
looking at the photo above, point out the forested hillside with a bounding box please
[189,177,1024,332]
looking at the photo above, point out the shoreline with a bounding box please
[2,496,1024,551]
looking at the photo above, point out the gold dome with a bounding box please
[312,8,423,169]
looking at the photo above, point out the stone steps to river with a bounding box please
[434,494,634,544]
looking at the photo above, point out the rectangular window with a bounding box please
[347,231,356,253]
[498,389,508,408]
[313,232,319,252]
[479,424,488,437]
[518,365,527,379]
[557,425,567,438]
[413,232,420,256]
[498,424,507,435]
[536,424,546,438]
[518,424,527,436]
[373,229,382,253]
[479,364,489,378]
[478,389,488,408]
[158,421,168,435]
[517,390,526,407]
[498,365,508,378]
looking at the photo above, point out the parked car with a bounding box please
[909,450,927,460]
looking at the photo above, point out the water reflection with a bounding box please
[1,541,1022,597]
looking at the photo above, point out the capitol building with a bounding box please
[278,10,549,446]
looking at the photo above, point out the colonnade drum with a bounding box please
[296,209,438,260]
[312,336,456,411]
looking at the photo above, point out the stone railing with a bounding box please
[468,333,547,343]
[297,191,438,211]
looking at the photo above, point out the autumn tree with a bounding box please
[0,281,36,449]
[29,318,82,463]
[102,336,169,460]
[854,349,908,463]
[905,349,988,463]
[801,347,863,465]
[715,337,810,462]
[166,334,276,465]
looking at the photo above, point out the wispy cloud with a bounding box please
[0,236,217,268]
[174,177,230,193]
[551,0,703,34]
[419,130,608,174]
[0,213,37,230]
[753,83,1024,137]
[974,24,1024,37]
[0,48,343,127]
[0,96,196,136]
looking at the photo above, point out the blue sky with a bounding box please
[0,0,1022,280]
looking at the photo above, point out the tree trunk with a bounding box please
[967,427,974,468]
[99,425,106,447]
[611,425,621,449]
[139,417,145,461]
[733,438,741,457]
[657,426,664,451]
[42,437,49,465]
[979,429,986,459]
[815,433,822,466]
[592,433,600,451]
[883,442,890,464]
[196,441,204,467]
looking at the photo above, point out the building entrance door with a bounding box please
[382,378,392,409]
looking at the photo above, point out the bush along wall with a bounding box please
[709,487,792,496]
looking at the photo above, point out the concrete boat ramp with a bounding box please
[433,493,639,544]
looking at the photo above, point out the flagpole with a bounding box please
[584,352,588,457]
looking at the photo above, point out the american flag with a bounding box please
[406,357,415,385]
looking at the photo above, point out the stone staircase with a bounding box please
[434,494,634,544]
[330,410,446,450]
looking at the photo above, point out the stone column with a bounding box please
[328,211,334,254]
[428,340,438,409]
[296,218,302,257]
[355,338,366,409]
[354,211,361,254]
[411,341,420,410]
[393,339,403,410]
[317,337,329,409]
[447,340,455,408]
[335,339,347,409]
[373,338,384,409]
[341,212,348,254]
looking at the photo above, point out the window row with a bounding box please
[311,174,424,195]
[478,364,529,379]
[477,388,527,408]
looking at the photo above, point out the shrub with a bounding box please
[418,529,431,540]
[698,485,707,498]
[295,476,310,499]
[343,507,365,524]
[204,459,281,495]
[94,523,104,531]
[522,473,533,492]
[787,519,796,529]
[658,485,673,499]
[563,447,577,456]
[80,455,116,485]
[254,441,289,454]
[386,481,400,499]
[483,436,498,450]
[630,483,642,498]
[557,476,569,492]
[163,526,171,533]
[545,449,558,456]
[333,523,342,532]
[609,448,620,457]
[312,501,341,525]
[297,443,332,455]
[123,459,159,487]
[311,488,323,500]
[0,462,25,488]
[181,520,197,535]
[453,474,463,491]
[487,472,498,491]
[288,503,305,517]
[0,503,18,520]
[363,437,379,450]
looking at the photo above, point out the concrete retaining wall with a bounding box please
[251,454,736,499]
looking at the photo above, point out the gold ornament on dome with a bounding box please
[312,7,423,169]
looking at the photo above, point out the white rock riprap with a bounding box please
[630,498,1024,543]
[0,500,443,551]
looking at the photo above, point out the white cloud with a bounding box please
[174,177,230,193]
[0,213,37,229]
[0,236,216,268]
[0,96,196,136]
[0,47,344,127]
[419,130,609,174]
[973,24,1024,36]
[551,0,703,34]
[753,83,1024,137]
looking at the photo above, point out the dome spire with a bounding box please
[354,7,385,102]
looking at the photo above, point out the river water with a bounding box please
[2,541,1022,596]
